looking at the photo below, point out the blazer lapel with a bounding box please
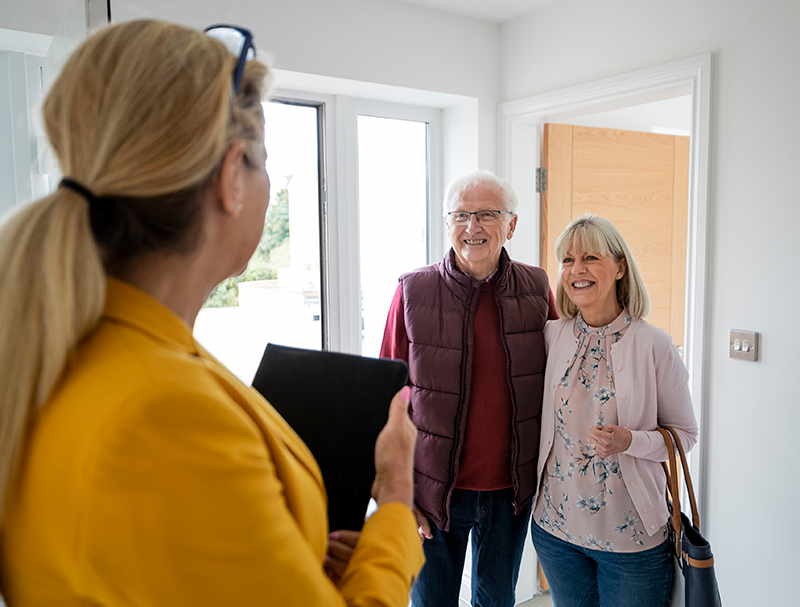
[195,344,325,492]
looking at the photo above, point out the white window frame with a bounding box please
[269,87,444,355]
[343,98,442,355]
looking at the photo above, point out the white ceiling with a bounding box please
[391,0,562,23]
[0,0,564,39]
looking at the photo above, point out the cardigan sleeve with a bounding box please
[624,331,699,461]
[80,383,423,607]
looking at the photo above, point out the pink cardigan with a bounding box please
[538,317,699,537]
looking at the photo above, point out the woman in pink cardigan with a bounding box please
[530,214,698,607]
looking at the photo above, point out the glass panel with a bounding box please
[194,101,323,383]
[357,115,428,357]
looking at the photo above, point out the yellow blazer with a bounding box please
[1,278,423,606]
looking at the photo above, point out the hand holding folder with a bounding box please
[251,344,411,531]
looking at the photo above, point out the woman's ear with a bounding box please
[617,257,628,279]
[214,141,249,217]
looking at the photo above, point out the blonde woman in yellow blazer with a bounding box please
[0,21,422,607]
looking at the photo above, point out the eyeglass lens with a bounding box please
[206,27,254,59]
[448,211,509,224]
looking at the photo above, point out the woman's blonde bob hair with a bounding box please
[554,214,650,320]
[0,20,270,525]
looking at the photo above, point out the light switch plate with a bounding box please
[729,330,758,361]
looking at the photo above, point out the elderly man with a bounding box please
[380,170,557,607]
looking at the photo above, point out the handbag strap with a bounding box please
[657,427,700,528]
[662,425,700,528]
[656,427,683,547]
[657,427,716,571]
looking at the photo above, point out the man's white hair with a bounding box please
[442,170,519,214]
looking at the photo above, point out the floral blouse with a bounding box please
[532,310,665,552]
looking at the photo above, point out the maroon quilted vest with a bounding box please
[400,248,550,531]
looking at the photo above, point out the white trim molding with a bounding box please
[497,53,714,521]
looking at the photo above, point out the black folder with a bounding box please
[251,343,409,531]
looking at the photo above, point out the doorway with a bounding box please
[497,53,713,598]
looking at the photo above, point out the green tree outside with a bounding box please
[203,184,291,308]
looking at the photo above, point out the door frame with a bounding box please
[497,53,713,518]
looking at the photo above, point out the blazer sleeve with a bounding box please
[625,331,699,461]
[80,382,422,607]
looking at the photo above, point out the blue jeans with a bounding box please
[411,488,531,607]
[530,521,673,607]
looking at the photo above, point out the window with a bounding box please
[194,99,324,383]
[195,92,443,378]
[357,114,430,356]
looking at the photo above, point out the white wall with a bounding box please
[113,0,501,171]
[0,0,69,36]
[503,1,799,604]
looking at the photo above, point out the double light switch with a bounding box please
[729,330,758,361]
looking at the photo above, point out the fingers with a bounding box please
[379,385,416,454]
[413,505,433,541]
[325,530,361,584]
[593,425,614,456]
[329,529,360,549]
[381,386,417,450]
[372,386,416,508]
[386,386,413,427]
[325,541,351,566]
[587,424,632,458]
[324,552,347,584]
[419,521,432,541]
[587,425,604,452]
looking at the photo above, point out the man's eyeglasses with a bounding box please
[445,210,515,225]
[205,24,255,95]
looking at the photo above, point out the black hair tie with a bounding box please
[59,178,99,205]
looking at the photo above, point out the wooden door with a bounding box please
[541,123,690,348]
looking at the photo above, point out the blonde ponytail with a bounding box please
[0,20,270,525]
[0,189,105,521]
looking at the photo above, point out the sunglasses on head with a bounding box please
[204,24,256,95]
